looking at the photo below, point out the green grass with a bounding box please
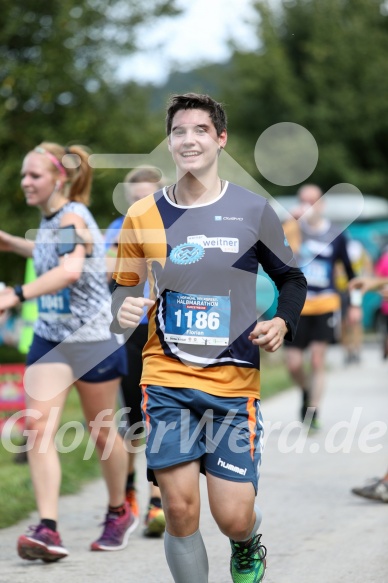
[260,351,293,400]
[0,388,100,529]
[0,350,293,529]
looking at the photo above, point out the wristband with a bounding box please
[349,289,362,307]
[13,284,26,303]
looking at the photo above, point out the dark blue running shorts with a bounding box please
[26,333,128,383]
[142,385,264,493]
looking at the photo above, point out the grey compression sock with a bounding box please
[164,529,209,583]
[241,504,262,541]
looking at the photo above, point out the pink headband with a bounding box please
[34,147,67,177]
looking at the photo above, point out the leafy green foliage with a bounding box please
[221,0,388,198]
[0,0,179,283]
[2,0,388,279]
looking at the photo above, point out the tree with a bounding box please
[221,0,388,198]
[0,0,179,283]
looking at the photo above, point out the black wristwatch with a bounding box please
[13,284,26,303]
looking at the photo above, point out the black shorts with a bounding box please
[284,312,340,350]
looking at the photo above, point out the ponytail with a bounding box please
[64,145,93,205]
[36,142,93,205]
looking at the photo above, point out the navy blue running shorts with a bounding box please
[141,385,264,493]
[26,333,128,383]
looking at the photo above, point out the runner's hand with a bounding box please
[117,296,155,329]
[0,286,20,314]
[248,317,288,352]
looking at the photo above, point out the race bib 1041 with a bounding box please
[38,288,72,320]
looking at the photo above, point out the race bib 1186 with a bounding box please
[165,291,230,346]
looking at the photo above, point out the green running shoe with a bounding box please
[230,533,267,582]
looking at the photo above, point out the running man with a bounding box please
[111,93,307,583]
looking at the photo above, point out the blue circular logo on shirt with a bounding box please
[170,243,205,265]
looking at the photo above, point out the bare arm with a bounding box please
[0,212,89,312]
[0,259,84,313]
[0,230,34,258]
[348,275,388,294]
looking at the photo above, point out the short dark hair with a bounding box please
[166,93,227,137]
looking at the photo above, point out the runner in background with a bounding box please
[0,142,136,562]
[282,184,361,430]
[106,166,166,537]
[335,238,373,364]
